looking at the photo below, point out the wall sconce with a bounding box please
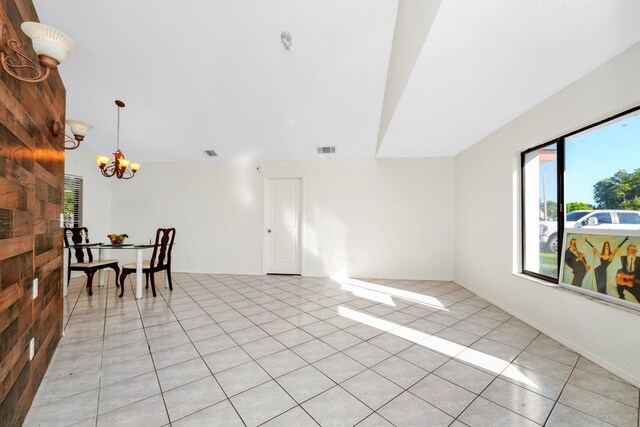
[52,119,93,150]
[0,21,76,83]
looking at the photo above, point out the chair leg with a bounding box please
[167,267,173,291]
[119,271,129,298]
[87,270,95,296]
[149,271,157,297]
[113,266,120,288]
[145,272,149,289]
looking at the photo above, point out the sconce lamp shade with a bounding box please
[66,120,92,138]
[130,163,141,172]
[119,158,131,168]
[20,22,76,65]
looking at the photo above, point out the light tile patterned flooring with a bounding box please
[25,273,639,427]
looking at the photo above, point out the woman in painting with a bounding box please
[587,237,627,294]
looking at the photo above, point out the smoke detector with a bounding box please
[281,31,292,50]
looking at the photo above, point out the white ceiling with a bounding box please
[378,0,640,157]
[33,0,398,162]
[34,0,640,162]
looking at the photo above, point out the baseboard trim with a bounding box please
[455,278,640,388]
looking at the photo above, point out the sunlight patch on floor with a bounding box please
[332,276,447,310]
[337,306,537,388]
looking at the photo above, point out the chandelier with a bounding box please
[96,100,141,179]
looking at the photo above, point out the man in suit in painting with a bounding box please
[616,244,640,302]
[564,238,590,287]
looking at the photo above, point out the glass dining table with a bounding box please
[63,243,166,300]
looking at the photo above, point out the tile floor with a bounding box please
[25,273,639,427]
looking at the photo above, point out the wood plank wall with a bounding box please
[0,1,66,425]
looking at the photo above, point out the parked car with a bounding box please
[540,210,640,253]
[540,220,561,253]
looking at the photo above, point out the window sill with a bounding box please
[512,272,559,288]
[513,272,640,315]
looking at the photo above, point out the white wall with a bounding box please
[108,158,454,280]
[64,144,113,277]
[64,144,113,240]
[454,43,640,386]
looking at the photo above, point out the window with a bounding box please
[64,175,83,227]
[566,211,590,221]
[591,212,612,224]
[522,105,640,282]
[618,212,640,224]
[522,143,559,278]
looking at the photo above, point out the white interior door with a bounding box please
[264,178,302,275]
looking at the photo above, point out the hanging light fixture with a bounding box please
[52,119,93,150]
[0,21,76,83]
[96,100,141,179]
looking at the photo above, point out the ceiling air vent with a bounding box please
[317,146,336,154]
[205,149,217,157]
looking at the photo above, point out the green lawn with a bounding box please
[540,252,558,277]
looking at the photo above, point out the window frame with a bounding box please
[64,174,83,228]
[521,140,564,282]
[521,104,640,283]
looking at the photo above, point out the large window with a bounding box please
[522,106,640,281]
[64,175,83,228]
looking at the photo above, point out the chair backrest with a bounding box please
[150,228,175,270]
[63,227,94,263]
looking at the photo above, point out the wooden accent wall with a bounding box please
[0,1,66,425]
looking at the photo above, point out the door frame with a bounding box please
[262,177,305,276]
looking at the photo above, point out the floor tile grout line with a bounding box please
[179,274,486,372]
[144,278,508,398]
[121,273,174,426]
[93,270,116,426]
[151,273,249,427]
[69,280,390,420]
[50,273,634,427]
[174,274,496,420]
[372,310,521,424]
[29,279,96,415]
[435,330,547,426]
[177,274,376,425]
[63,274,156,422]
[561,372,640,412]
[62,274,84,332]
[176,274,487,425]
[180,275,395,427]
[441,326,623,427]
[177,273,343,426]
[541,357,617,427]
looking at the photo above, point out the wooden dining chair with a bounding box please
[119,228,175,298]
[63,227,120,296]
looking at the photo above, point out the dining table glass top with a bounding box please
[64,243,156,249]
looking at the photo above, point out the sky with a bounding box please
[538,110,640,207]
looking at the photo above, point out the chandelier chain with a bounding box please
[116,103,120,150]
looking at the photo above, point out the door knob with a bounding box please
[267,229,272,233]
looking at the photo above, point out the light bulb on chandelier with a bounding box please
[96,100,141,179]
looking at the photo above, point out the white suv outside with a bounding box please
[540,210,640,253]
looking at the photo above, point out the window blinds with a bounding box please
[63,174,83,227]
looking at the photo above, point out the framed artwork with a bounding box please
[560,228,640,311]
